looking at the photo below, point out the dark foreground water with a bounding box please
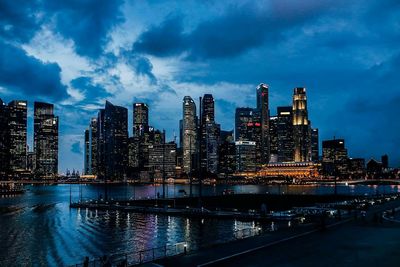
[1,183,399,266]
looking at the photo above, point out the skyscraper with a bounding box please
[322,138,348,174]
[96,109,106,178]
[133,103,149,137]
[277,106,294,162]
[269,116,278,162]
[235,107,253,141]
[103,101,128,180]
[256,83,270,164]
[0,99,9,179]
[219,130,236,177]
[8,101,27,172]
[182,96,197,174]
[34,102,58,178]
[200,94,219,174]
[311,128,319,162]
[292,88,311,162]
[84,118,98,175]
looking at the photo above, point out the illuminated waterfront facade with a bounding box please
[292,88,311,162]
[34,102,59,179]
[311,128,319,162]
[258,162,320,178]
[236,141,256,172]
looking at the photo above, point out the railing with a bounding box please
[71,227,262,267]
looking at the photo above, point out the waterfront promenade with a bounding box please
[157,199,400,267]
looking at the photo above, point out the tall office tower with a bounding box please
[34,102,58,178]
[311,128,319,162]
[0,99,10,179]
[277,106,294,162]
[235,107,253,141]
[269,116,278,162]
[235,141,256,172]
[256,83,270,164]
[148,141,177,179]
[322,138,348,174]
[292,88,311,162]
[133,103,149,137]
[200,94,220,174]
[201,94,215,124]
[84,129,90,175]
[182,96,197,174]
[89,118,98,175]
[96,109,106,179]
[8,101,27,172]
[219,130,236,177]
[103,101,128,180]
[83,118,98,175]
[179,119,183,148]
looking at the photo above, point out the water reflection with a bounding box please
[0,183,399,266]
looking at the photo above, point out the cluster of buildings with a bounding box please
[0,100,58,180]
[83,85,324,182]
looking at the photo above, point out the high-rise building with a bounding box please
[201,94,215,124]
[0,99,10,179]
[149,141,177,180]
[311,128,319,162]
[34,102,58,178]
[235,107,253,141]
[84,129,90,175]
[103,101,128,180]
[269,116,278,162]
[219,130,236,177]
[381,154,389,169]
[133,103,149,137]
[96,109,106,178]
[89,118,98,175]
[322,138,348,175]
[277,106,294,162]
[256,83,270,164]
[8,101,27,172]
[235,141,256,172]
[292,88,311,162]
[200,94,220,174]
[182,96,197,174]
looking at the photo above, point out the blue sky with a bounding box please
[0,0,399,172]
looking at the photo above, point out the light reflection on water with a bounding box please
[0,183,399,266]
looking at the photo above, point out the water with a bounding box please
[0,183,399,266]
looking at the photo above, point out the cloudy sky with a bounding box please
[0,0,399,172]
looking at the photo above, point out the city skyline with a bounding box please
[0,0,399,171]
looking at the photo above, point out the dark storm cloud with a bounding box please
[71,76,111,101]
[121,52,157,83]
[0,0,42,42]
[44,0,125,58]
[0,41,69,100]
[133,1,338,60]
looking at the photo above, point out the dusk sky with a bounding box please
[0,0,399,172]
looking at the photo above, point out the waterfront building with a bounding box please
[34,102,58,179]
[322,138,348,175]
[88,118,98,175]
[311,128,319,162]
[133,103,149,137]
[102,101,128,180]
[256,83,270,164]
[96,109,106,179]
[269,116,278,163]
[148,141,177,180]
[218,130,236,177]
[382,154,389,169]
[277,106,294,162]
[182,96,197,174]
[292,88,311,162]
[235,107,254,141]
[84,129,90,175]
[8,101,27,172]
[0,99,9,179]
[235,141,256,172]
[200,94,220,174]
[258,162,320,178]
[348,158,365,174]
